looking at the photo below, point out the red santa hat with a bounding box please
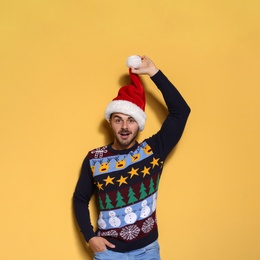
[104,69,146,131]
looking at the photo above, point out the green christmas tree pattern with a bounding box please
[105,193,114,209]
[149,177,155,195]
[139,182,148,200]
[156,174,160,190]
[115,191,126,208]
[99,174,161,210]
[127,187,138,204]
[99,196,105,210]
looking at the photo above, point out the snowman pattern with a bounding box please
[152,193,157,212]
[108,211,121,227]
[124,206,137,224]
[98,212,106,229]
[140,200,151,218]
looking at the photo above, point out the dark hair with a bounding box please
[109,113,114,120]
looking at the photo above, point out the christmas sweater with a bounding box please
[73,70,190,252]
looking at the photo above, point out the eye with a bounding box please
[114,118,122,123]
[128,118,136,123]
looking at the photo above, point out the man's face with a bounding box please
[109,113,139,150]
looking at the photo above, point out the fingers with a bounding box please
[131,67,140,73]
[89,237,115,253]
[131,55,158,77]
[141,55,148,61]
[105,239,116,249]
[130,55,148,74]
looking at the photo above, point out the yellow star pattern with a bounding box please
[141,166,151,177]
[150,157,160,168]
[116,175,128,187]
[128,167,139,178]
[103,175,115,186]
[160,161,164,168]
[96,182,104,190]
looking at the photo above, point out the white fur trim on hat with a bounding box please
[104,100,146,131]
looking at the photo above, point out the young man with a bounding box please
[73,56,190,260]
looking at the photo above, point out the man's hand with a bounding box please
[88,236,115,253]
[131,55,159,77]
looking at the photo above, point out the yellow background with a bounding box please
[1,0,259,259]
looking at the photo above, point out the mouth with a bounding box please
[119,131,131,139]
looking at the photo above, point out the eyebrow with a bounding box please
[112,115,135,120]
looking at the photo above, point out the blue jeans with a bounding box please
[93,240,160,260]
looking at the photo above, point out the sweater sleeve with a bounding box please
[73,154,96,242]
[147,70,191,159]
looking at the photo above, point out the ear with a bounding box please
[108,119,112,128]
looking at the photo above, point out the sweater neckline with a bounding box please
[107,141,139,155]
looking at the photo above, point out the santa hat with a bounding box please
[104,69,146,131]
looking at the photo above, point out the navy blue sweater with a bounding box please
[73,70,190,252]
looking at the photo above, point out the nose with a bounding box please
[121,120,128,129]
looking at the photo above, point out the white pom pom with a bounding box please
[126,55,142,68]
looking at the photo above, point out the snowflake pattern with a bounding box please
[120,225,140,240]
[141,217,155,233]
[91,146,108,158]
[100,230,118,238]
